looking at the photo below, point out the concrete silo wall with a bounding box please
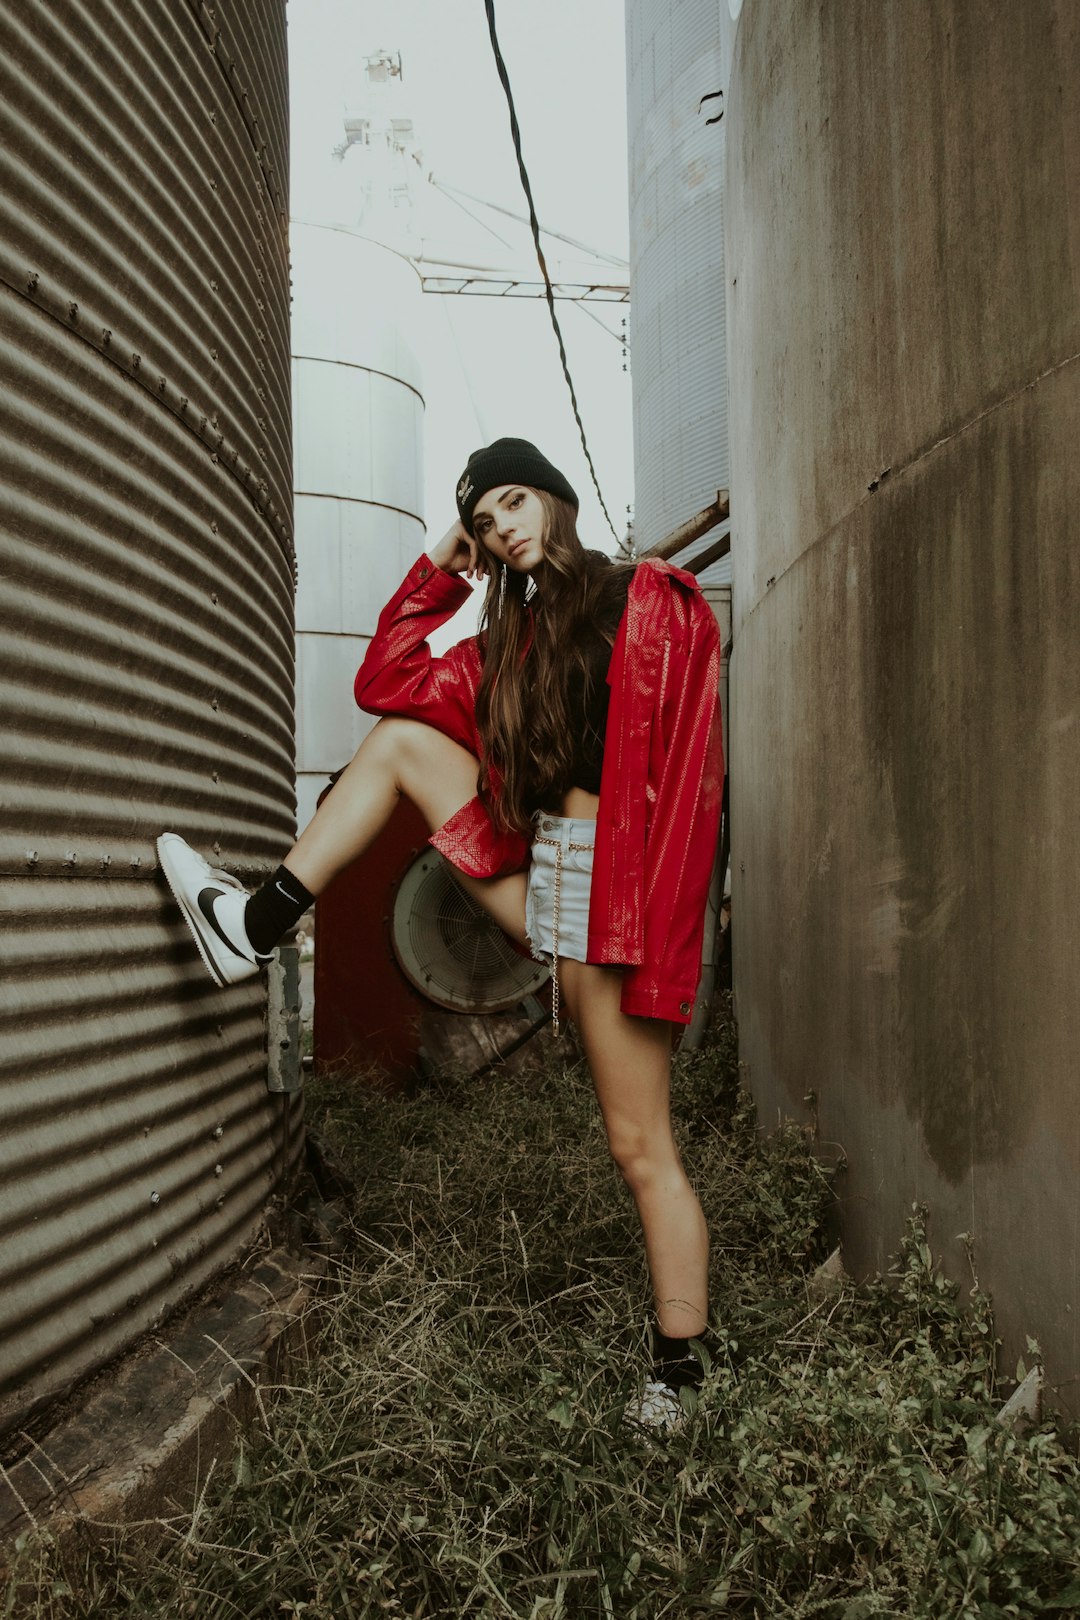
[728,2,1080,1397]
[0,0,299,1442]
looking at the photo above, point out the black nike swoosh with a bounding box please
[197,887,245,957]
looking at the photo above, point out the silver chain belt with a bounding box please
[532,834,594,1037]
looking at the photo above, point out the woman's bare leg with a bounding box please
[559,957,709,1339]
[284,717,528,946]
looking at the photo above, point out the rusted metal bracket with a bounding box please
[267,943,303,1094]
[643,489,730,572]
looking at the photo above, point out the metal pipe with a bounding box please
[643,489,730,561]
[684,529,731,576]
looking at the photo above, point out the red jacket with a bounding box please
[354,554,724,1024]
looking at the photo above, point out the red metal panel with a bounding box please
[314,801,432,1076]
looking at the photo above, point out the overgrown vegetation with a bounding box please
[7,1000,1080,1617]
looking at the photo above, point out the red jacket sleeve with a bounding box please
[353,554,484,757]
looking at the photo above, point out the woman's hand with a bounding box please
[430,521,488,581]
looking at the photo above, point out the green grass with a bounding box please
[7,999,1080,1618]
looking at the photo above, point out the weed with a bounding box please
[6,999,1080,1617]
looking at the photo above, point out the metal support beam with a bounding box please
[420,275,629,303]
[643,490,730,562]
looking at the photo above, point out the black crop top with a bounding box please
[564,571,632,794]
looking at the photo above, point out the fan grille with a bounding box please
[390,849,549,1013]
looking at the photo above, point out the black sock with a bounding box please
[652,1327,709,1392]
[244,864,315,956]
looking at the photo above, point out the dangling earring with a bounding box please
[497,564,507,619]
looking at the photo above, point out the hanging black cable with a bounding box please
[483,0,623,549]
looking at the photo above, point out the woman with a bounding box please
[159,437,724,1428]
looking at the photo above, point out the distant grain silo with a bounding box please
[625,0,732,583]
[0,0,299,1446]
[291,222,425,833]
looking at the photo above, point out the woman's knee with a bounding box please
[362,716,481,833]
[365,716,468,784]
[604,1122,670,1192]
[364,715,428,765]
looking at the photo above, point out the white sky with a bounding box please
[287,0,634,560]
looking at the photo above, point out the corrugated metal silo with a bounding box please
[291,223,425,832]
[625,0,732,580]
[0,0,300,1444]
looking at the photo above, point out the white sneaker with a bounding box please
[625,1380,685,1434]
[157,833,269,987]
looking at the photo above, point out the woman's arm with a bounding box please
[352,522,487,754]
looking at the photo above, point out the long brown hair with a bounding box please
[473,490,634,835]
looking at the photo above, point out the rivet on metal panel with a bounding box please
[211,594,219,607]
[214,1164,223,1177]
[210,280,218,292]
[212,842,222,857]
[102,328,111,346]
[150,1192,161,1206]
[101,855,111,869]
[209,176,218,187]
[24,850,38,867]
[212,771,219,782]
[215,1195,225,1209]
[210,520,218,532]
[68,302,79,322]
[27,271,39,294]
[130,855,141,870]
[212,1125,224,1139]
[158,376,166,393]
[210,348,218,361]
[179,397,188,413]
[132,353,141,371]
[63,851,77,866]
[211,698,219,711]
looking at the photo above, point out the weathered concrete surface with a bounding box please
[728,0,1080,1403]
[0,1249,315,1558]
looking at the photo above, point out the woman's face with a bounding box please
[472,485,546,573]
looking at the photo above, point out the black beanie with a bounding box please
[455,437,578,531]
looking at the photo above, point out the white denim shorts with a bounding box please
[525,814,596,967]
